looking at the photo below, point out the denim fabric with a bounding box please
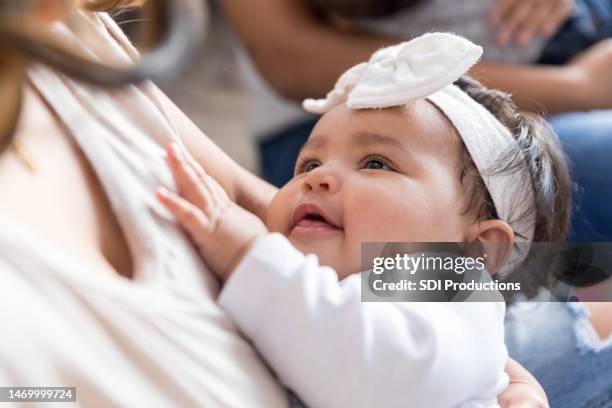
[505,301,612,408]
[259,119,318,188]
[550,110,612,241]
[539,0,612,64]
[541,0,612,241]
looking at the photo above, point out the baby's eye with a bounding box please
[364,160,386,170]
[361,155,393,171]
[298,159,321,173]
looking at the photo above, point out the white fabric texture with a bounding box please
[219,233,509,408]
[0,11,288,407]
[303,33,535,243]
[427,85,536,243]
[303,32,483,112]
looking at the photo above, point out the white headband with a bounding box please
[303,32,535,243]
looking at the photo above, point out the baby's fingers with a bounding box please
[179,148,227,205]
[180,144,208,181]
[157,187,212,243]
[203,173,230,205]
[177,145,229,204]
[170,144,230,205]
[165,144,213,211]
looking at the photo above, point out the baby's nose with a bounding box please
[302,167,342,194]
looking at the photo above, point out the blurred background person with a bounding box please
[218,0,612,242]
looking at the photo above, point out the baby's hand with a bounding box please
[499,359,549,408]
[157,143,268,281]
[489,0,573,46]
[498,382,548,408]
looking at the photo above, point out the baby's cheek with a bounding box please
[265,206,286,235]
[265,189,293,235]
[346,188,424,241]
[353,188,397,218]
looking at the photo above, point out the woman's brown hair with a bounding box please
[84,0,146,11]
[0,0,207,153]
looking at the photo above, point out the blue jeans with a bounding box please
[259,119,317,188]
[505,301,612,408]
[551,110,612,241]
[539,0,612,65]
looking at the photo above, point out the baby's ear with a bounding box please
[473,219,514,274]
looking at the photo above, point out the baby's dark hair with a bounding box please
[453,75,572,245]
[453,76,572,295]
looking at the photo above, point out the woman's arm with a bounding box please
[218,0,395,100]
[155,89,277,221]
[470,61,581,114]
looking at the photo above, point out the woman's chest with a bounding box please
[0,89,133,278]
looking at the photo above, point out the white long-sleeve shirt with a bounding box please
[219,233,509,408]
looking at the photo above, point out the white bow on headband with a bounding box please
[303,32,536,244]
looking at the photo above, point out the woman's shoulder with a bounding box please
[27,10,180,149]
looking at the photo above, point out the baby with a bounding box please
[157,34,568,407]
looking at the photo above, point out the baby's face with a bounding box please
[267,101,480,278]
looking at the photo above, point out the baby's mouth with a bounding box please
[290,203,342,237]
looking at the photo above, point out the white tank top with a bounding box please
[0,11,287,407]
